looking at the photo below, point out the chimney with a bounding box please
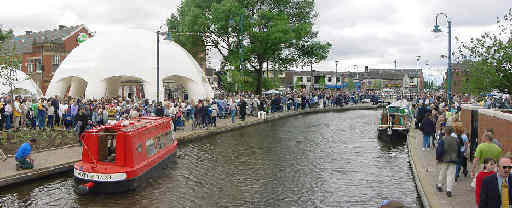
[25,31,32,36]
[58,25,67,30]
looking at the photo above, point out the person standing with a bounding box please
[421,113,435,151]
[210,102,218,127]
[76,108,89,144]
[15,138,37,170]
[12,96,22,131]
[4,99,12,130]
[479,156,512,208]
[0,101,5,131]
[37,99,47,130]
[455,129,470,181]
[472,132,503,179]
[475,158,496,206]
[239,98,247,121]
[47,102,55,129]
[436,126,459,197]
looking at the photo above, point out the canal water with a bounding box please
[0,110,421,207]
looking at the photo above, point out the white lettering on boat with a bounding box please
[74,169,127,182]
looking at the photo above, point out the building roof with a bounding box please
[5,25,84,54]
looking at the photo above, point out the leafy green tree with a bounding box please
[0,27,21,97]
[168,0,330,94]
[456,8,512,93]
[0,27,13,41]
[346,78,355,91]
[375,79,382,89]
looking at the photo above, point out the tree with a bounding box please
[0,27,13,42]
[168,0,331,94]
[456,8,512,94]
[0,27,21,97]
[375,79,382,90]
[346,78,355,91]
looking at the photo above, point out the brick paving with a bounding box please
[408,128,476,208]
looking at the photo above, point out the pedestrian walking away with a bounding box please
[436,126,459,197]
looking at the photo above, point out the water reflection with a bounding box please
[0,110,421,207]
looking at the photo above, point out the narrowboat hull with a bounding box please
[377,128,408,143]
[74,151,177,194]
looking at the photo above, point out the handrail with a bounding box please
[80,134,98,168]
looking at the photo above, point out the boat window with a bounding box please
[166,131,174,145]
[146,138,156,157]
[98,131,117,162]
[158,134,166,150]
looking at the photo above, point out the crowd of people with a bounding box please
[4,88,512,207]
[414,92,512,207]
[0,89,381,134]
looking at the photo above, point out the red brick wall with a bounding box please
[461,108,472,137]
[18,26,90,95]
[64,27,89,52]
[477,111,512,153]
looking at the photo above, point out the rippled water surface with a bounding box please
[0,110,421,207]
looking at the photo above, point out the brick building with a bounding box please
[446,63,470,96]
[7,25,92,94]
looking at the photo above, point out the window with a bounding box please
[166,131,174,145]
[27,60,33,73]
[53,55,60,65]
[146,138,156,157]
[158,134,166,150]
[136,144,142,152]
[306,77,311,83]
[327,77,332,82]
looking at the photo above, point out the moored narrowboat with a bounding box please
[73,117,177,194]
[378,102,411,143]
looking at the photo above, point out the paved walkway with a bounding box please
[408,128,476,208]
[0,104,376,189]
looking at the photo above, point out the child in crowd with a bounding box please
[475,158,496,206]
[63,109,73,131]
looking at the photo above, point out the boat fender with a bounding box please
[387,128,392,135]
[76,182,95,195]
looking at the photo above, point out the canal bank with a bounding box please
[407,128,475,208]
[0,104,377,189]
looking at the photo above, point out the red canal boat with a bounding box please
[73,117,177,194]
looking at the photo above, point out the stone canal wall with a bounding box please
[0,104,377,189]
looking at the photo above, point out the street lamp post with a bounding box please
[432,12,452,104]
[335,60,339,90]
[156,26,171,104]
[156,30,161,104]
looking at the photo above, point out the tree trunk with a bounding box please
[256,61,264,95]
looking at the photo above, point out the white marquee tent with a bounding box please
[0,67,43,97]
[46,27,213,101]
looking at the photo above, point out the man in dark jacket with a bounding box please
[239,98,247,121]
[76,108,89,144]
[436,126,459,197]
[479,156,512,208]
[421,113,435,150]
[155,102,164,117]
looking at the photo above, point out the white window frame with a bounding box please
[53,55,60,65]
[27,61,34,73]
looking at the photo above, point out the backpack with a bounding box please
[436,138,445,161]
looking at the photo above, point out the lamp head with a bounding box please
[432,24,442,33]
[163,32,172,41]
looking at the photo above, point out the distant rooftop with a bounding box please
[4,25,85,54]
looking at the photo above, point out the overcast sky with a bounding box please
[1,0,509,82]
